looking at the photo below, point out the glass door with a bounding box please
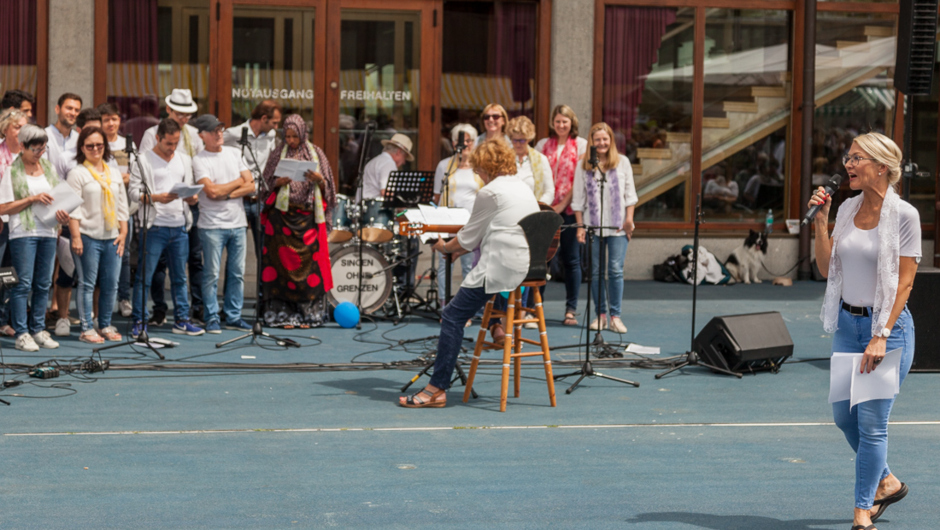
[334,9,422,195]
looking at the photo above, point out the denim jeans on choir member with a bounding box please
[437,251,474,305]
[8,236,57,336]
[830,305,915,510]
[151,206,203,314]
[73,234,122,332]
[429,285,494,390]
[0,222,10,324]
[199,228,247,325]
[589,235,627,318]
[132,226,191,323]
[556,213,582,313]
[117,224,133,303]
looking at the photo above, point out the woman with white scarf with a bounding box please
[810,132,919,530]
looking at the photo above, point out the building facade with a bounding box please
[5,0,937,275]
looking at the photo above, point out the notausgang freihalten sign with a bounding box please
[340,90,413,101]
[231,89,412,102]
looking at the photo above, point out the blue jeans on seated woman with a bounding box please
[73,234,122,332]
[589,234,627,318]
[830,305,914,510]
[8,236,57,336]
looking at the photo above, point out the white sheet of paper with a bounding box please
[624,344,661,355]
[828,349,902,407]
[170,183,203,198]
[56,236,75,276]
[33,181,84,228]
[411,205,471,243]
[850,348,902,409]
[274,159,320,181]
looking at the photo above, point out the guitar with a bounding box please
[398,203,561,262]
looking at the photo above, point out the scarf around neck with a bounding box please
[84,161,117,231]
[585,163,623,230]
[821,188,902,335]
[10,155,59,231]
[542,136,579,214]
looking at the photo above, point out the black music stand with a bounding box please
[383,171,435,207]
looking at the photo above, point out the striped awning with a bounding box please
[0,65,37,95]
[441,73,533,111]
[106,63,209,100]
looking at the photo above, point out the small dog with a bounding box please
[725,229,767,284]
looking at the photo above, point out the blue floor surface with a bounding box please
[1,281,937,529]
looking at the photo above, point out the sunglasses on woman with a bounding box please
[483,114,503,121]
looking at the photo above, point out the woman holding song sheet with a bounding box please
[260,115,336,328]
[810,131,919,530]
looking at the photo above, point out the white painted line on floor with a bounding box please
[4,420,939,437]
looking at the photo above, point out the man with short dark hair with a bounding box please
[44,93,82,180]
[223,99,281,259]
[1,89,34,118]
[128,118,204,338]
[193,114,256,333]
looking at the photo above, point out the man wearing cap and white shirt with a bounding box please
[358,132,414,202]
[139,89,205,158]
[191,114,256,334]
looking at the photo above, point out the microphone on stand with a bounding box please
[239,127,249,147]
[455,131,466,155]
[124,134,135,154]
[802,173,844,226]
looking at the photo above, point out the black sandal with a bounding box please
[871,482,908,522]
[400,388,446,408]
[850,525,876,530]
[562,311,578,326]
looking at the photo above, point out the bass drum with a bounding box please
[328,245,392,314]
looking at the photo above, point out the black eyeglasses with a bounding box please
[842,154,876,167]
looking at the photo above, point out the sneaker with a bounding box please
[148,309,167,327]
[588,315,608,331]
[119,300,133,318]
[54,318,70,337]
[15,334,39,352]
[33,330,60,349]
[609,316,627,334]
[130,321,147,340]
[224,319,252,332]
[173,320,205,336]
[522,312,539,330]
[205,320,222,334]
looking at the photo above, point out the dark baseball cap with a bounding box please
[191,114,224,133]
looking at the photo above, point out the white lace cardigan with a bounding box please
[820,188,903,335]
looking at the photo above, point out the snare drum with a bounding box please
[327,245,392,313]
[329,194,354,243]
[359,198,395,243]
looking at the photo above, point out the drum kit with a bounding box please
[326,194,431,320]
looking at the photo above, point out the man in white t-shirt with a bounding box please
[191,114,256,333]
[128,118,204,338]
[43,93,81,179]
[358,133,413,202]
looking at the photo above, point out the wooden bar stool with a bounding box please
[462,210,562,411]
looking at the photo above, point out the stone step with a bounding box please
[703,117,731,129]
[750,86,786,98]
[722,101,759,113]
[864,25,894,38]
[665,132,691,143]
[636,148,672,159]
[632,164,642,176]
[836,40,870,51]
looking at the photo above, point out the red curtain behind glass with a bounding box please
[0,0,36,64]
[108,0,158,62]
[603,6,676,147]
[495,2,536,113]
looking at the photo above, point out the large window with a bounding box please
[440,1,538,158]
[106,0,209,146]
[0,1,38,107]
[604,6,691,222]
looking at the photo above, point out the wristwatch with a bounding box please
[878,327,892,339]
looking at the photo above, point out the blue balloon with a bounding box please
[334,302,360,328]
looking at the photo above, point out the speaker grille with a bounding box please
[895,0,939,96]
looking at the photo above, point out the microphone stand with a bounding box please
[217,129,299,349]
[95,142,166,359]
[655,194,742,379]
[353,122,377,330]
[553,156,639,392]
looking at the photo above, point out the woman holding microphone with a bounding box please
[810,132,918,530]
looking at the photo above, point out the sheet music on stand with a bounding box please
[403,206,471,243]
[383,171,435,208]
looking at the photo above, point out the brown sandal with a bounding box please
[400,388,446,408]
[490,323,506,346]
[563,311,578,326]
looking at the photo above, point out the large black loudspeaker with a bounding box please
[895,0,939,96]
[693,312,794,374]
[908,267,940,372]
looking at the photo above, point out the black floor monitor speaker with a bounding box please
[908,267,940,372]
[693,312,794,374]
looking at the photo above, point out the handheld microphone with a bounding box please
[455,131,466,154]
[802,173,844,226]
[239,127,249,147]
[588,146,598,167]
